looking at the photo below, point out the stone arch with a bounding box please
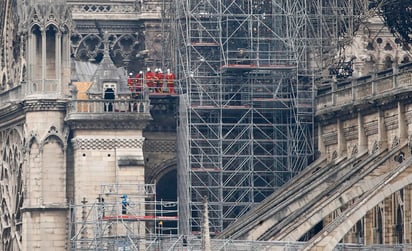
[149,158,178,234]
[275,144,409,243]
[383,40,394,51]
[45,24,59,80]
[400,55,410,64]
[375,203,384,244]
[39,128,66,152]
[29,23,42,34]
[146,158,178,201]
[395,191,404,243]
[147,158,177,185]
[305,157,412,250]
[366,40,375,50]
[26,134,40,152]
[30,24,42,81]
[40,134,65,204]
[382,54,394,69]
[0,127,24,250]
[74,33,104,62]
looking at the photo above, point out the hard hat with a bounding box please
[139,71,143,74]
[155,68,159,72]
[129,72,133,76]
[167,69,171,73]
[147,67,151,72]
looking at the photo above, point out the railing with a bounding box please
[127,77,177,95]
[316,64,412,112]
[68,0,164,15]
[27,79,60,94]
[67,99,150,114]
[0,80,66,108]
[0,84,24,107]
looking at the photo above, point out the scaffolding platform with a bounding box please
[251,98,291,102]
[191,105,251,109]
[191,42,220,47]
[69,183,179,250]
[192,167,220,172]
[221,64,296,72]
[102,215,178,221]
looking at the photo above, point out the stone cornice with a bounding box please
[67,120,150,130]
[0,103,25,128]
[23,99,68,112]
[316,89,412,126]
[72,136,144,150]
[143,139,176,153]
[65,113,152,130]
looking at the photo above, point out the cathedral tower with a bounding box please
[20,0,72,250]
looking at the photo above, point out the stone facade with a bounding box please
[0,0,175,250]
[3,0,412,250]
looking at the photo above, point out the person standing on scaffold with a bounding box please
[121,194,129,215]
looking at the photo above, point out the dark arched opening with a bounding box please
[383,56,393,69]
[377,207,383,244]
[104,88,115,111]
[396,205,404,243]
[156,168,177,234]
[355,219,364,244]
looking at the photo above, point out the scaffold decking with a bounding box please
[68,183,179,250]
[175,0,367,235]
[102,215,178,221]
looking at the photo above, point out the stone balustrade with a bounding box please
[67,99,150,114]
[316,62,412,114]
[68,0,164,18]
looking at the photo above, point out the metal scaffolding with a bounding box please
[175,0,370,235]
[68,183,179,250]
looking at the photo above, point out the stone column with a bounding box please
[56,31,62,92]
[378,109,388,149]
[364,210,374,245]
[318,126,326,156]
[27,32,34,93]
[337,119,346,156]
[398,102,408,143]
[384,196,394,244]
[41,29,46,89]
[358,112,368,153]
[404,185,412,244]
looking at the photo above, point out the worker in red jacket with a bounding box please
[134,71,143,96]
[156,68,164,93]
[127,72,134,93]
[165,69,176,94]
[145,68,155,92]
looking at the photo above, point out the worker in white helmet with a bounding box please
[155,68,164,93]
[146,67,155,91]
[127,72,134,93]
[166,68,176,94]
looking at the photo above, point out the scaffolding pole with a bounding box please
[174,0,370,235]
[68,183,179,250]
